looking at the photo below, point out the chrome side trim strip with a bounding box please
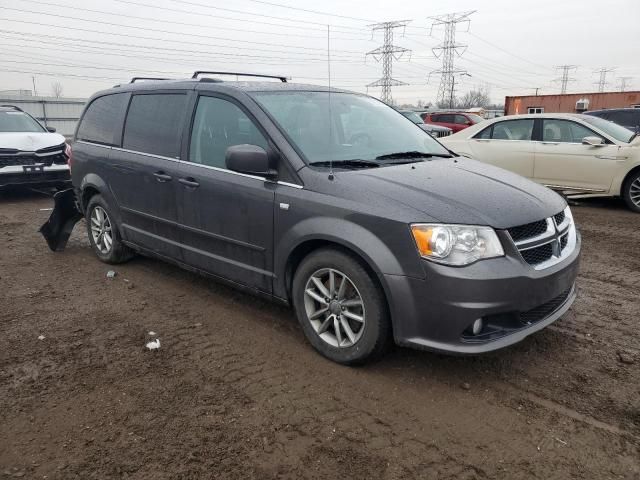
[544,184,606,193]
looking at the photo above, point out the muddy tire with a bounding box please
[292,248,391,365]
[85,194,134,264]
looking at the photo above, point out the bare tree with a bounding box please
[456,84,491,109]
[51,81,64,98]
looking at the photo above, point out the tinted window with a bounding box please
[608,111,639,127]
[0,111,45,133]
[189,96,268,169]
[542,119,602,143]
[491,119,534,140]
[123,94,187,158]
[436,114,455,123]
[77,93,127,145]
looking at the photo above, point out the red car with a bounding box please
[421,112,484,133]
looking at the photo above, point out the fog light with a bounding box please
[472,318,484,335]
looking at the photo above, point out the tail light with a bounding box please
[64,142,73,170]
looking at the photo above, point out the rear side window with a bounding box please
[608,111,638,127]
[77,93,127,145]
[123,94,188,158]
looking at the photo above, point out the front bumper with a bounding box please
[0,164,70,188]
[386,232,581,354]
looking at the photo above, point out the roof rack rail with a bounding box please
[0,104,23,112]
[191,71,288,83]
[129,77,171,83]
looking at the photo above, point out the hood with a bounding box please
[332,158,566,229]
[0,132,66,152]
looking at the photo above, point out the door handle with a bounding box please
[178,177,200,188]
[153,171,173,182]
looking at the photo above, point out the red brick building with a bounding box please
[504,91,640,115]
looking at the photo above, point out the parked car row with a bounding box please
[42,73,581,365]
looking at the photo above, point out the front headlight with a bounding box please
[410,223,504,266]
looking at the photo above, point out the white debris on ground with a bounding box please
[106,270,117,279]
[37,335,45,341]
[145,331,161,351]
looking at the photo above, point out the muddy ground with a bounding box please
[0,189,638,479]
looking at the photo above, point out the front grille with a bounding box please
[560,233,568,250]
[554,211,565,225]
[520,243,554,265]
[519,287,572,324]
[436,130,451,138]
[507,219,548,242]
[0,150,66,168]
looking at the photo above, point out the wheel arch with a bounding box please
[79,173,123,226]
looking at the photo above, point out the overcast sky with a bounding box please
[0,0,638,105]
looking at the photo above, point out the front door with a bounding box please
[108,92,189,259]
[176,94,275,293]
[534,118,620,192]
[468,118,535,178]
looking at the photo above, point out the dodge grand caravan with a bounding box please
[42,72,581,364]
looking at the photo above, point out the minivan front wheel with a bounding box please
[293,248,391,364]
[622,170,640,213]
[85,195,133,264]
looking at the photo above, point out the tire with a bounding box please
[85,194,134,264]
[292,248,391,365]
[622,170,640,213]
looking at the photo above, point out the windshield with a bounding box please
[401,111,424,124]
[253,92,450,165]
[0,111,45,133]
[580,115,635,143]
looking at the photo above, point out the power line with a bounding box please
[365,21,412,105]
[467,32,554,72]
[593,67,615,92]
[554,65,577,94]
[428,11,474,106]
[233,0,375,23]
[15,0,372,41]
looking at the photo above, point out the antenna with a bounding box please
[327,24,334,181]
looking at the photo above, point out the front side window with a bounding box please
[491,119,534,141]
[189,96,268,169]
[542,119,602,143]
[0,110,45,133]
[253,92,450,164]
[77,93,128,145]
[455,114,469,124]
[580,115,635,143]
[474,126,492,139]
[123,93,187,158]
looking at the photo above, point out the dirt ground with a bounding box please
[0,189,638,480]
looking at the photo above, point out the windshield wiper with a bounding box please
[375,151,453,161]
[308,159,380,169]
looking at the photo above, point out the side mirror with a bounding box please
[225,144,277,178]
[582,136,605,146]
[46,126,57,133]
[465,120,473,126]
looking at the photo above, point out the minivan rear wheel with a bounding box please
[292,248,391,364]
[85,195,134,264]
[622,170,640,213]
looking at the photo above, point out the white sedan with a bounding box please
[440,113,640,212]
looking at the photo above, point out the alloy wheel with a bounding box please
[630,177,640,207]
[90,206,113,254]
[303,268,366,348]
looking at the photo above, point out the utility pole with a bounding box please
[617,76,632,92]
[554,65,577,94]
[31,76,37,96]
[450,73,472,108]
[594,67,615,93]
[428,11,475,107]
[533,87,541,96]
[365,21,411,105]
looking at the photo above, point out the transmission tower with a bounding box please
[617,76,633,92]
[593,67,616,92]
[428,11,475,106]
[554,65,577,94]
[365,21,411,105]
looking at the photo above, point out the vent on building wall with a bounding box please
[575,98,590,112]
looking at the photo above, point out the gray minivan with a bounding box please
[43,72,581,364]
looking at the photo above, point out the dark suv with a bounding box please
[585,108,640,132]
[42,72,581,364]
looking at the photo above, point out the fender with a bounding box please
[79,173,125,229]
[273,216,425,300]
